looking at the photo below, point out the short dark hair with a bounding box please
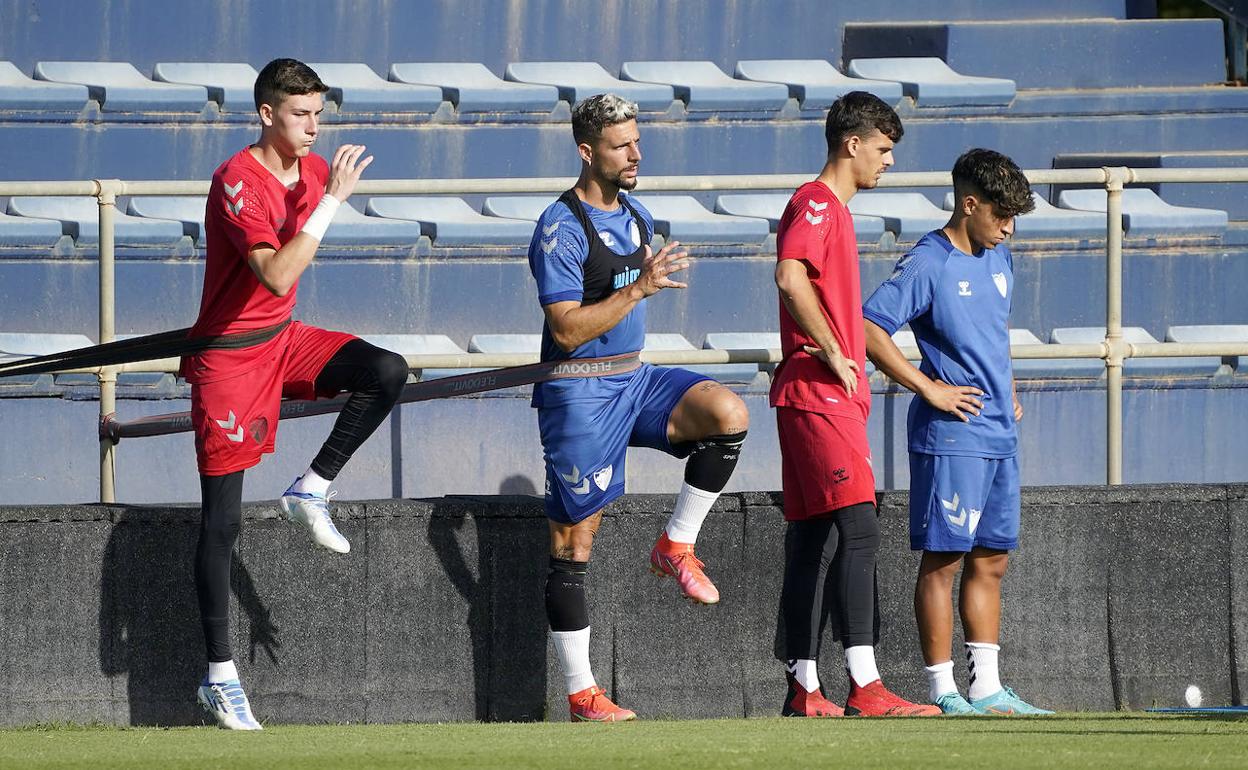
[951,148,1035,218]
[824,91,903,155]
[254,58,328,113]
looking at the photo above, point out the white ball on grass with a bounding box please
[1184,685,1202,708]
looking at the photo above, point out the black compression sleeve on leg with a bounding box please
[830,502,881,648]
[545,557,590,632]
[196,471,244,663]
[779,517,838,660]
[310,339,408,480]
[682,431,747,493]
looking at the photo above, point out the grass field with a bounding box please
[5,714,1248,769]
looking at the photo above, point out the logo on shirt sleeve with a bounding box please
[805,199,828,225]
[223,179,245,216]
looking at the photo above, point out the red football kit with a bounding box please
[770,180,876,519]
[183,148,354,476]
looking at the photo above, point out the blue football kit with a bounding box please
[863,230,1020,552]
[529,191,709,523]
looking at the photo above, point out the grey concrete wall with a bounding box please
[0,485,1242,726]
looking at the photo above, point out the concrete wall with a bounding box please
[0,484,1242,726]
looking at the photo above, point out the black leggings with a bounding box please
[780,502,881,660]
[195,339,407,661]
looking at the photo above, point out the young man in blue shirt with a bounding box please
[863,148,1052,715]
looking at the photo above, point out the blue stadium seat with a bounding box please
[481,196,557,223]
[941,192,1104,241]
[1056,189,1228,238]
[504,62,674,112]
[0,332,93,389]
[733,59,903,109]
[307,63,442,113]
[7,196,185,247]
[0,210,70,249]
[632,195,769,244]
[714,193,887,244]
[847,193,947,242]
[0,60,89,111]
[125,196,206,247]
[152,62,258,113]
[1050,326,1213,376]
[34,61,208,112]
[1009,327,1103,379]
[1165,325,1248,375]
[365,197,533,247]
[846,57,1015,107]
[1054,151,1248,221]
[468,334,541,353]
[357,333,465,381]
[643,332,761,384]
[388,63,559,112]
[322,202,426,248]
[619,61,789,112]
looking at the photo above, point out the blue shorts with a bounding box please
[539,364,710,523]
[908,453,1020,552]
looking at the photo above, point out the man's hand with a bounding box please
[1013,393,1024,422]
[803,344,858,397]
[922,379,984,422]
[634,241,689,296]
[326,144,374,202]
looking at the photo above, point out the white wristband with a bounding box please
[300,195,341,242]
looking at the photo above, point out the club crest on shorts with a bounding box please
[993,271,1008,298]
[248,416,269,443]
[592,465,613,492]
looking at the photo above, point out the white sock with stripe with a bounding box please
[786,659,821,693]
[966,642,1002,701]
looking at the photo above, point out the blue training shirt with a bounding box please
[528,194,655,407]
[862,230,1017,458]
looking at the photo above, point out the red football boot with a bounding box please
[845,680,942,717]
[649,531,720,604]
[782,674,845,717]
[568,685,637,722]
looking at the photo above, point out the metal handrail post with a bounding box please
[96,180,121,504]
[1104,168,1130,486]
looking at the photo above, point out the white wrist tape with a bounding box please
[300,195,341,242]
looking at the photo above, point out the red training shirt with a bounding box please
[769,180,870,423]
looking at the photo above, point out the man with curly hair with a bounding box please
[863,148,1052,715]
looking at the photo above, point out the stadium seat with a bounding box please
[306,63,442,113]
[1054,151,1248,220]
[152,62,258,113]
[847,193,947,242]
[890,329,922,363]
[644,332,761,384]
[7,196,185,247]
[126,196,206,247]
[631,195,769,244]
[1164,325,1248,375]
[34,61,208,112]
[504,62,674,112]
[0,210,70,249]
[357,333,466,381]
[365,197,532,247]
[468,334,542,354]
[619,61,789,111]
[713,193,888,244]
[845,57,1015,107]
[733,59,903,109]
[1050,326,1214,376]
[941,192,1104,241]
[1009,327,1104,379]
[322,201,426,248]
[481,196,558,222]
[0,60,89,111]
[1056,189,1228,238]
[388,63,559,112]
[0,332,94,388]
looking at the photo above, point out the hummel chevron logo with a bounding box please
[805,211,824,225]
[808,200,828,212]
[941,493,966,526]
[542,221,560,236]
[559,465,591,495]
[214,411,245,443]
[224,180,243,199]
[541,237,558,254]
[226,199,244,217]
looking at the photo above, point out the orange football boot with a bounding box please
[649,531,720,604]
[568,685,637,722]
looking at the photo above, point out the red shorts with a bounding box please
[188,322,355,476]
[776,406,877,521]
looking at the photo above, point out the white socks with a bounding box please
[552,627,595,695]
[665,483,718,543]
[844,645,880,688]
[291,468,331,497]
[966,642,1002,701]
[786,659,820,693]
[208,659,238,683]
[925,660,958,702]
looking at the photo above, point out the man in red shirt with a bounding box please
[772,92,937,717]
[186,59,407,730]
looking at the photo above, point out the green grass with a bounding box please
[5,715,1248,769]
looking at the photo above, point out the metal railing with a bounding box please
[3,166,1248,501]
